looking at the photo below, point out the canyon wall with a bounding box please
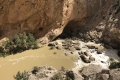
[0,0,120,48]
[0,0,104,40]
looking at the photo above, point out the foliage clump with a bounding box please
[51,73,63,80]
[0,32,39,57]
[14,71,28,80]
[64,39,72,49]
[66,77,72,80]
[109,58,120,69]
[51,72,72,80]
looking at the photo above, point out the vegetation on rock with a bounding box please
[51,73,63,80]
[109,62,120,69]
[109,58,120,69]
[0,32,39,57]
[14,71,28,80]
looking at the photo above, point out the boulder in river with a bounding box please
[89,56,95,61]
[80,64,103,80]
[56,44,62,50]
[74,45,81,50]
[97,45,104,54]
[80,54,90,63]
[69,46,76,51]
[84,51,92,57]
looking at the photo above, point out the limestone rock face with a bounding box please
[0,0,104,41]
[0,0,120,49]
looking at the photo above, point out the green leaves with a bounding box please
[0,32,39,57]
[51,73,63,80]
[66,77,72,80]
[14,71,28,80]
[109,58,120,69]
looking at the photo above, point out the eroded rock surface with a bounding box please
[79,0,120,49]
[0,0,120,49]
[0,0,106,42]
[27,65,120,80]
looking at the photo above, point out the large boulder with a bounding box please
[66,71,83,80]
[109,68,120,80]
[81,64,103,80]
[96,73,109,80]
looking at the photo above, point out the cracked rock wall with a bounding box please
[0,0,104,42]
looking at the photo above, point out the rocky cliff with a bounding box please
[83,0,120,49]
[0,0,120,48]
[0,0,105,39]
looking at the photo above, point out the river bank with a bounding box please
[27,39,120,80]
[0,43,77,80]
[0,39,119,80]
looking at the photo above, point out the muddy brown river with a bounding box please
[0,45,77,80]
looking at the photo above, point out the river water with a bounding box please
[0,45,77,80]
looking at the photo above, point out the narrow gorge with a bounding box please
[0,0,120,80]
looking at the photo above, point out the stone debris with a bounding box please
[97,45,104,54]
[80,54,90,63]
[48,42,56,46]
[84,51,92,57]
[56,44,62,50]
[74,45,81,50]
[69,46,76,51]
[89,56,95,61]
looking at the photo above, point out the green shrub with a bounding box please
[109,58,120,69]
[109,58,114,62]
[0,32,39,57]
[83,34,88,40]
[66,77,72,80]
[79,33,83,38]
[51,73,63,80]
[14,71,28,80]
[109,61,120,69]
[64,39,72,49]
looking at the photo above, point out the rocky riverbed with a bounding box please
[0,37,119,80]
[26,39,120,80]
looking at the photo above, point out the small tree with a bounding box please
[14,71,28,80]
[51,73,63,80]
[0,32,39,57]
[27,33,38,49]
